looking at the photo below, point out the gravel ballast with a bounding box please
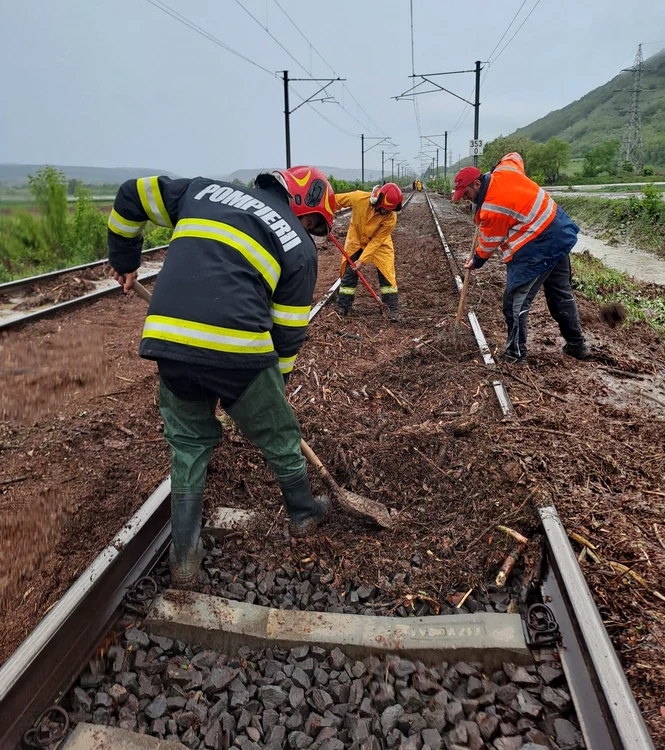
[67,626,580,749]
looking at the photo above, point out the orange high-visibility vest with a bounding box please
[475,153,557,263]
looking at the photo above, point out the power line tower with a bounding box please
[619,44,644,170]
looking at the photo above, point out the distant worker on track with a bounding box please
[334,183,403,322]
[108,167,336,587]
[453,153,589,364]
[416,180,423,192]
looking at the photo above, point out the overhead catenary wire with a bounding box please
[409,1,423,157]
[232,0,311,77]
[491,0,543,64]
[143,0,274,76]
[270,0,386,136]
[450,0,543,152]
[485,0,529,62]
[235,0,385,138]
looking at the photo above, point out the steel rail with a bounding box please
[540,506,655,750]
[0,268,346,748]
[424,190,655,747]
[0,269,160,331]
[0,245,167,296]
[422,190,513,417]
[0,480,172,748]
[0,190,497,748]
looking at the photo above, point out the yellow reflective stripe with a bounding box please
[270,302,310,327]
[137,177,173,228]
[172,218,281,292]
[108,209,146,238]
[278,354,298,373]
[380,286,398,294]
[142,315,274,354]
[339,287,356,295]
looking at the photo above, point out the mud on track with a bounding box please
[0,284,170,666]
[0,217,350,667]
[0,249,168,314]
[428,193,665,743]
[201,198,536,614]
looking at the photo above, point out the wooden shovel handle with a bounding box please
[455,225,480,325]
[132,280,153,303]
[300,438,393,529]
[300,438,336,492]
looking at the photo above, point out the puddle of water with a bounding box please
[572,232,665,287]
[596,370,665,415]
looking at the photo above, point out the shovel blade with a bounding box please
[333,487,393,529]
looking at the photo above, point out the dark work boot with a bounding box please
[169,491,204,589]
[280,474,329,538]
[334,302,349,316]
[388,308,401,322]
[497,351,527,366]
[335,295,354,316]
[562,341,590,360]
[382,291,399,322]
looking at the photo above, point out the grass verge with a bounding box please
[572,250,665,337]
[557,192,665,257]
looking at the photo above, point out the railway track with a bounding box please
[0,245,167,331]
[0,208,357,332]
[0,192,655,749]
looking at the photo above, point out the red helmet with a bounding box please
[277,166,336,236]
[370,182,403,212]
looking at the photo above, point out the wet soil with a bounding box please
[202,200,527,614]
[0,223,348,668]
[0,285,169,665]
[427,194,665,743]
[2,196,663,742]
[0,248,167,312]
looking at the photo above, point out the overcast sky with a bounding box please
[1,0,663,177]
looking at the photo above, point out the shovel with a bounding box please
[300,439,392,529]
[129,280,392,530]
[328,233,389,316]
[454,225,480,327]
[131,279,153,304]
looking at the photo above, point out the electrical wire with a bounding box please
[491,0,543,63]
[450,0,543,135]
[236,0,384,137]
[232,0,311,77]
[147,0,386,144]
[270,0,386,136]
[143,0,274,76]
[410,0,416,77]
[409,0,423,161]
[272,0,336,76]
[486,0,529,62]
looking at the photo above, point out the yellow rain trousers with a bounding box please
[335,191,398,287]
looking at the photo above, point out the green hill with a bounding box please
[512,48,665,166]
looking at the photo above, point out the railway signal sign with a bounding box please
[469,139,484,156]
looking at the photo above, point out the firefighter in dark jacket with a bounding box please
[108,167,336,587]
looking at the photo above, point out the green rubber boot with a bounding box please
[280,474,329,537]
[169,491,205,589]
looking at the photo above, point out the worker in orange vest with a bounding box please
[453,153,588,364]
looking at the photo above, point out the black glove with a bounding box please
[472,252,488,269]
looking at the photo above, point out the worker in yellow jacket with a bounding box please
[335,183,403,321]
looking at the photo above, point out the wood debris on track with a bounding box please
[1,194,664,741]
[427,193,665,742]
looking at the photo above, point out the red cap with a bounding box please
[452,166,482,201]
